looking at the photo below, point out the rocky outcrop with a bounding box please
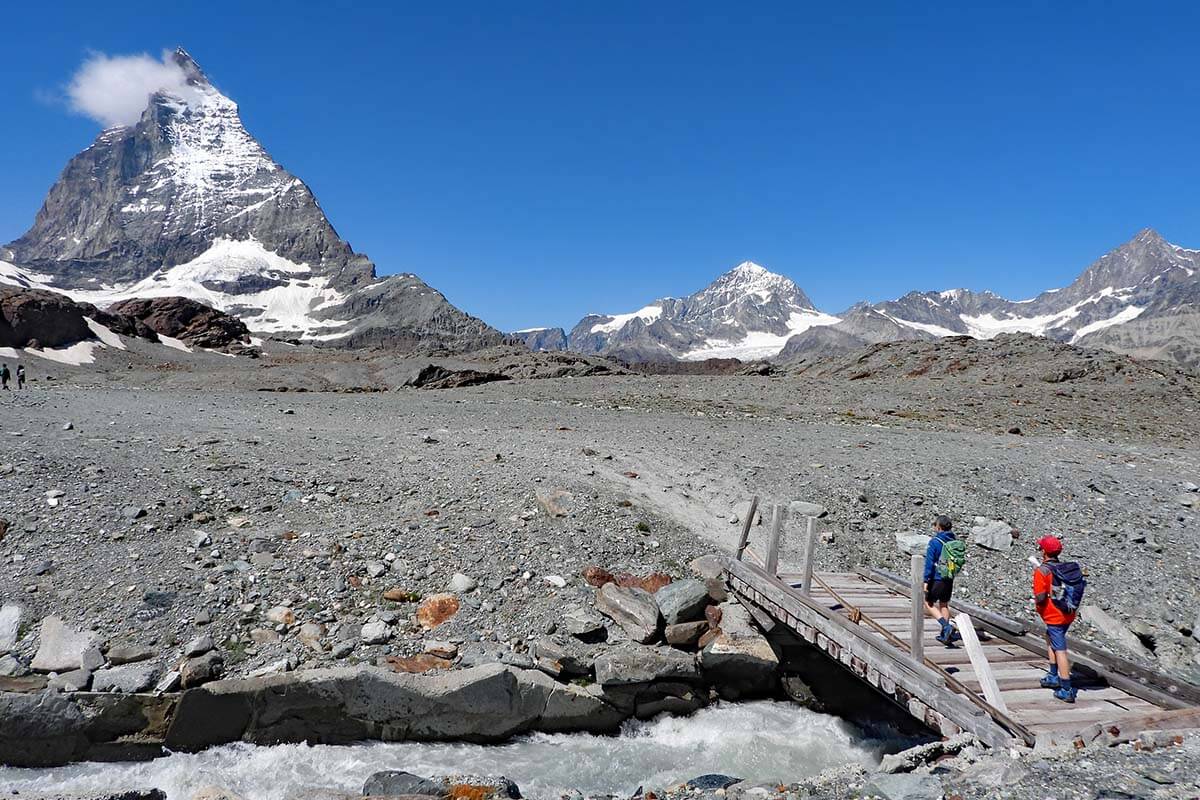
[0,286,94,349]
[106,297,250,349]
[163,662,622,752]
[403,364,511,390]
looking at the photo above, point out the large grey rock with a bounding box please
[862,773,943,800]
[594,583,661,644]
[593,646,698,685]
[0,690,88,766]
[1079,606,1153,657]
[164,663,623,752]
[969,517,1015,552]
[92,661,161,693]
[789,501,827,518]
[895,531,930,557]
[700,601,779,699]
[654,579,710,625]
[363,770,444,797]
[0,603,22,652]
[30,616,103,673]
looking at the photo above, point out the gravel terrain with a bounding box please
[1,336,1199,800]
[2,335,1198,684]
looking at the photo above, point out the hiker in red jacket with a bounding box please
[1033,535,1086,703]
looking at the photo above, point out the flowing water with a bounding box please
[0,702,910,799]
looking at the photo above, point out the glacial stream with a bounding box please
[0,702,910,799]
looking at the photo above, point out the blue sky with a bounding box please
[4,2,1200,331]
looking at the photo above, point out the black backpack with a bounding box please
[1048,561,1086,614]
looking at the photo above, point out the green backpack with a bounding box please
[936,537,967,579]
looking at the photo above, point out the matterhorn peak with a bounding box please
[169,47,210,87]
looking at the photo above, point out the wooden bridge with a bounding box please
[726,498,1200,747]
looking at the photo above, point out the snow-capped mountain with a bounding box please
[547,230,1200,366]
[0,49,501,351]
[565,262,839,361]
[789,228,1200,364]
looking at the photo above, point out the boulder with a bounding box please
[0,603,22,652]
[594,583,661,644]
[30,616,103,673]
[364,770,445,797]
[436,775,521,800]
[969,517,1015,552]
[581,566,616,588]
[535,489,574,518]
[49,668,93,692]
[789,501,827,518]
[593,646,699,685]
[599,680,706,720]
[92,661,160,693]
[688,554,729,601]
[416,594,461,629]
[165,663,623,752]
[180,651,224,688]
[361,620,393,645]
[654,579,710,625]
[895,531,930,557]
[0,690,88,766]
[699,601,779,699]
[561,606,607,641]
[615,572,672,593]
[447,573,478,593]
[664,621,710,648]
[105,643,155,665]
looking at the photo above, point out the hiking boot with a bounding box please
[1040,672,1061,689]
[1053,686,1077,703]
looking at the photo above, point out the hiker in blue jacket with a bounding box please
[923,515,966,645]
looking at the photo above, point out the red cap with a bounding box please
[1037,535,1063,556]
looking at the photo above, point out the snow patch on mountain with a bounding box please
[680,309,840,360]
[589,304,664,334]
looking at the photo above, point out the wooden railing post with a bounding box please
[910,554,925,665]
[956,613,1008,712]
[799,515,817,595]
[764,503,785,577]
[734,495,759,561]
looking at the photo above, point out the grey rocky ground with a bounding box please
[1,336,1198,797]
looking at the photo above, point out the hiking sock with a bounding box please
[1048,664,1059,678]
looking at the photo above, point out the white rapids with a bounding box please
[0,702,909,800]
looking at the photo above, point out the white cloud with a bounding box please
[66,50,197,128]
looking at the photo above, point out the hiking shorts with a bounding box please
[925,579,953,604]
[1046,623,1071,652]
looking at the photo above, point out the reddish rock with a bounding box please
[616,572,672,593]
[0,286,93,348]
[664,621,710,648]
[416,593,460,629]
[705,605,723,628]
[582,566,616,588]
[383,587,421,602]
[697,627,722,649]
[383,654,453,674]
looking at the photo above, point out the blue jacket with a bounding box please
[924,531,956,583]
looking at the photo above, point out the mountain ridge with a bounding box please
[523,229,1200,366]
